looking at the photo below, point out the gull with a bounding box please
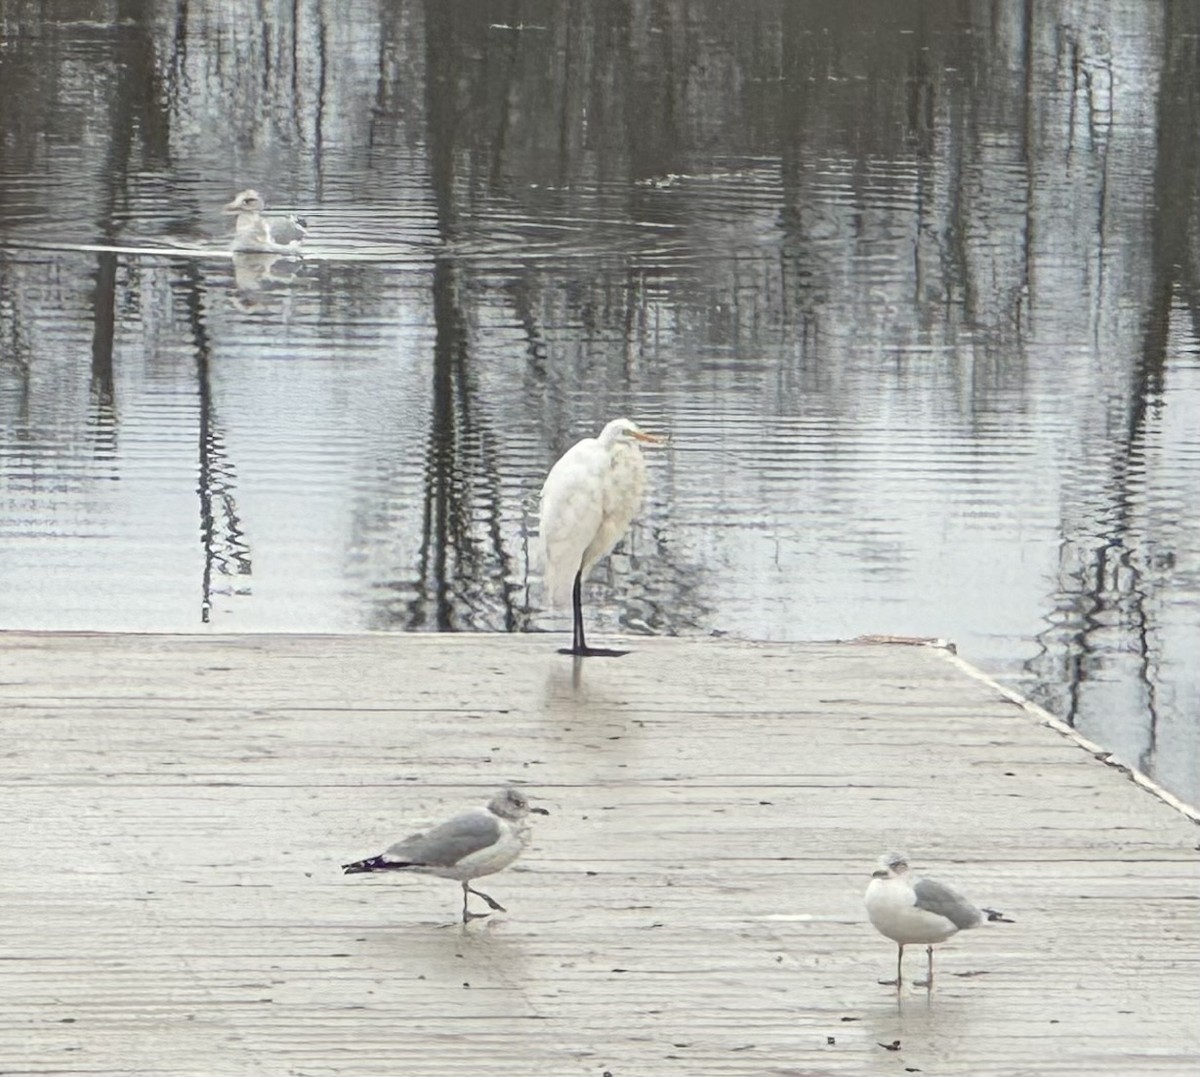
[222,189,308,253]
[342,788,549,924]
[865,851,1013,989]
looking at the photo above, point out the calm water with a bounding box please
[1,1,1197,806]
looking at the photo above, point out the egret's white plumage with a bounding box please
[342,787,549,924]
[223,189,308,253]
[538,417,664,656]
[865,851,1012,988]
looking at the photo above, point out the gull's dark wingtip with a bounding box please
[342,855,384,875]
[982,907,1015,923]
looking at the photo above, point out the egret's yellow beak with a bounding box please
[632,429,667,445]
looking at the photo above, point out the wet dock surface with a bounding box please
[2,632,1197,1075]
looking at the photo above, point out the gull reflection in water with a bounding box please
[228,251,303,312]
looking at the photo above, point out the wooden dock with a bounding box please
[2,631,1197,1076]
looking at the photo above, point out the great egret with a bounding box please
[538,417,665,657]
[222,189,308,253]
[342,788,549,924]
[865,851,1013,989]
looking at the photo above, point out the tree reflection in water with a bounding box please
[0,1,1196,803]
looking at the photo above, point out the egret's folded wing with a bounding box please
[538,449,605,606]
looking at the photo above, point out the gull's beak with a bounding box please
[871,868,889,879]
[222,198,243,214]
[631,429,667,446]
[530,805,550,815]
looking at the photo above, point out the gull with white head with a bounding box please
[342,787,549,924]
[223,189,308,253]
[865,851,1013,989]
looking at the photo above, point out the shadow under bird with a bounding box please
[341,787,549,924]
[865,851,1013,989]
[538,417,666,657]
[222,188,308,253]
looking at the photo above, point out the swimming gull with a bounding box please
[865,851,1013,988]
[342,787,549,924]
[222,189,308,253]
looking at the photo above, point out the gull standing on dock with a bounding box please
[223,189,308,253]
[342,788,549,924]
[865,851,1012,988]
[538,417,666,657]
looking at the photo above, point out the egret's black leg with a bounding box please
[572,570,586,651]
[557,568,630,657]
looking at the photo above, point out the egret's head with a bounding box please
[872,850,909,879]
[602,417,667,447]
[223,189,265,214]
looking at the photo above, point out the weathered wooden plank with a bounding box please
[1,631,1196,1076]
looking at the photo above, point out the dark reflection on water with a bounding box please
[1,1,1198,805]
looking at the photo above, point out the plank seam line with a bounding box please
[943,649,1200,824]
